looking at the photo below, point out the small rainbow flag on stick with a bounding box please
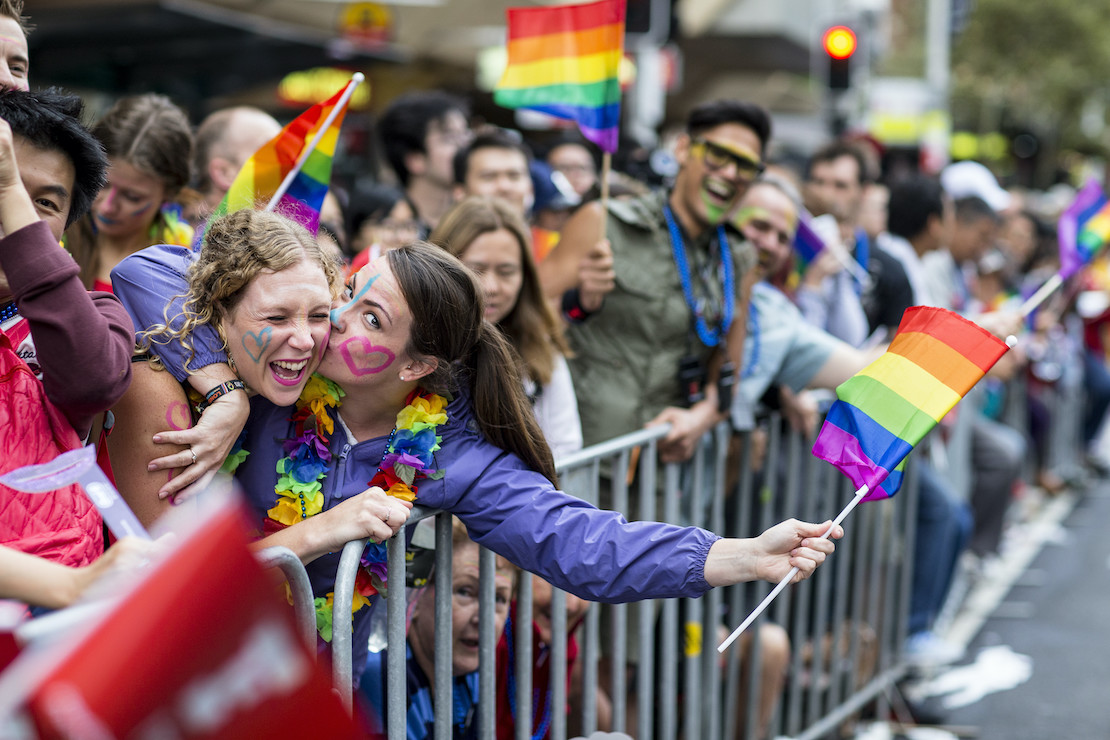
[494,0,625,153]
[793,212,827,266]
[200,74,362,244]
[812,305,1010,501]
[1058,178,1110,279]
[720,306,1008,653]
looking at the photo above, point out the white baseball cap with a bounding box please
[940,160,1011,213]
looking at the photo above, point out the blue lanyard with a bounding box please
[663,205,735,348]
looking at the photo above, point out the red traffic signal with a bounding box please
[822,25,856,90]
[823,25,857,59]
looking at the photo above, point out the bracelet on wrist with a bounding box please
[561,287,598,324]
[203,379,246,405]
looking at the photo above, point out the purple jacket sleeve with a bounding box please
[422,425,720,603]
[110,244,227,383]
[0,221,133,433]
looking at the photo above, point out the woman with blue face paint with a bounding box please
[106,209,341,527]
[66,93,194,292]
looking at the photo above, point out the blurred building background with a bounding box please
[27,0,1109,189]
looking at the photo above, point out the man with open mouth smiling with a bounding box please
[543,99,769,467]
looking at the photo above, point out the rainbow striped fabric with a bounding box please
[494,0,625,153]
[204,81,352,242]
[793,212,826,266]
[1059,178,1110,278]
[812,306,1009,501]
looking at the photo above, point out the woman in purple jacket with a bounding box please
[113,241,841,671]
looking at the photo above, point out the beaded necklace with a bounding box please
[663,205,735,347]
[0,302,18,323]
[258,374,449,641]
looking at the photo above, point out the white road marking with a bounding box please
[917,644,1033,709]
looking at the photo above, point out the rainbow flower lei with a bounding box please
[261,374,448,642]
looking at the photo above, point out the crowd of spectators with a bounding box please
[1,0,1107,736]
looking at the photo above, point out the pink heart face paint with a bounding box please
[338,337,395,376]
[320,258,416,387]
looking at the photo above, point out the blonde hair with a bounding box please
[429,196,571,387]
[142,209,342,370]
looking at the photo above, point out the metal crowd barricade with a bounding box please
[255,545,317,651]
[326,417,921,740]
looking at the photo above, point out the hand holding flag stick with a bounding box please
[794,212,871,289]
[718,484,868,653]
[718,307,1010,653]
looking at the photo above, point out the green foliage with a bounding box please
[951,0,1110,151]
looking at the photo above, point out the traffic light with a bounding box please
[822,25,857,91]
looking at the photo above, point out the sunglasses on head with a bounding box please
[691,138,765,180]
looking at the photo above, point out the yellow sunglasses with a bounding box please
[692,138,765,180]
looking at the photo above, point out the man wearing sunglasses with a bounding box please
[541,99,769,467]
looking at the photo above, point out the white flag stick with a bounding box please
[825,240,872,289]
[717,483,870,654]
[265,72,364,211]
[1019,272,1064,319]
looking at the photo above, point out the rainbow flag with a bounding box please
[200,80,354,245]
[793,212,827,266]
[1059,179,1110,278]
[812,306,1009,501]
[494,0,625,153]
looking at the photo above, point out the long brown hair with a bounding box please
[386,242,557,485]
[429,196,570,387]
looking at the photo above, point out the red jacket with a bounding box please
[0,221,134,568]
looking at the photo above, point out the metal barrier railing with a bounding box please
[310,314,1091,738]
[255,545,317,651]
[321,418,921,739]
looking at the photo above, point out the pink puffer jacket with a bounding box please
[0,337,102,568]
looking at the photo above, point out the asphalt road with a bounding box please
[914,482,1110,739]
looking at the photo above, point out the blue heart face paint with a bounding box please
[241,327,272,363]
[223,259,333,407]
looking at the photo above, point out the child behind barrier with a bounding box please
[359,517,517,738]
